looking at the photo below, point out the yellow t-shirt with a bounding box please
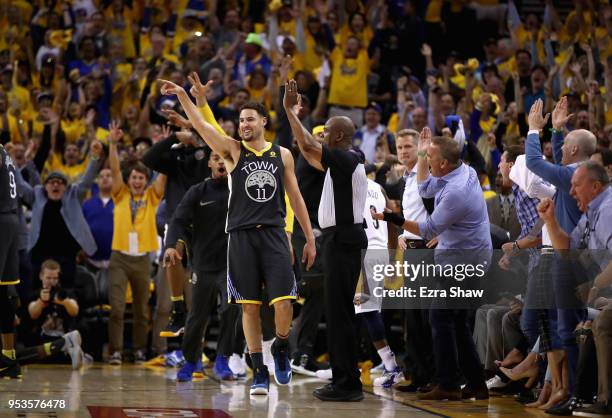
[61,118,87,144]
[304,33,324,72]
[104,6,136,58]
[0,114,25,143]
[328,48,369,108]
[5,85,34,121]
[43,153,89,184]
[111,185,162,253]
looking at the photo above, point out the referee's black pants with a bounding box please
[322,227,366,391]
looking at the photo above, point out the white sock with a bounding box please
[377,346,397,371]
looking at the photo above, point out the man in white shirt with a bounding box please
[384,129,434,392]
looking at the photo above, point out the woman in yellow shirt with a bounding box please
[106,121,166,365]
[337,12,373,48]
[328,38,370,109]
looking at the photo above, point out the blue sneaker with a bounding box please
[271,341,292,385]
[213,355,233,380]
[177,359,202,382]
[250,366,270,395]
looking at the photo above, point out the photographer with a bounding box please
[24,259,83,369]
[28,259,79,326]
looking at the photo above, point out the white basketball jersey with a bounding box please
[364,179,388,249]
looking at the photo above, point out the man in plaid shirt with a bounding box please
[498,145,542,259]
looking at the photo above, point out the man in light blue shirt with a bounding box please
[526,97,598,397]
[385,128,491,400]
[538,161,612,414]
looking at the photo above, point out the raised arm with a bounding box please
[108,120,125,196]
[152,172,167,198]
[75,140,103,200]
[416,127,431,183]
[283,79,324,171]
[159,79,238,164]
[551,96,573,163]
[525,99,573,190]
[187,72,226,135]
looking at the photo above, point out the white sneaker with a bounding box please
[486,375,508,390]
[262,339,275,376]
[229,354,247,378]
[62,330,84,369]
[315,368,332,381]
[370,362,385,375]
[373,367,405,387]
[108,351,122,366]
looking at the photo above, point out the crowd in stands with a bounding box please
[2,0,612,414]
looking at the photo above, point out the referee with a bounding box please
[284,80,368,401]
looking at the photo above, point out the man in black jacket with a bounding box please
[142,128,210,339]
[163,152,240,381]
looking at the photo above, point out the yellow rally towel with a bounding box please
[359,360,374,386]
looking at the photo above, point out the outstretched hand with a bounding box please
[162,109,192,129]
[90,140,103,158]
[527,99,550,131]
[187,72,214,101]
[418,126,431,154]
[283,79,300,111]
[551,96,573,131]
[159,79,184,96]
[108,120,123,144]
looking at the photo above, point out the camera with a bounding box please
[49,286,67,302]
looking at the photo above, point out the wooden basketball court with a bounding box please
[0,364,560,418]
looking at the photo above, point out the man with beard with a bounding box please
[158,77,316,396]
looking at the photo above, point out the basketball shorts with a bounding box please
[227,226,297,306]
[0,213,19,286]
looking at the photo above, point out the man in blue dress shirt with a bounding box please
[525,97,597,399]
[538,161,612,415]
[383,127,492,400]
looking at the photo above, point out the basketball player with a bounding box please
[158,79,316,396]
[356,178,404,388]
[0,143,21,378]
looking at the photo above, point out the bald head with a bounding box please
[562,129,597,165]
[325,116,356,150]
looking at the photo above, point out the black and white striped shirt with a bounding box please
[318,146,368,229]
